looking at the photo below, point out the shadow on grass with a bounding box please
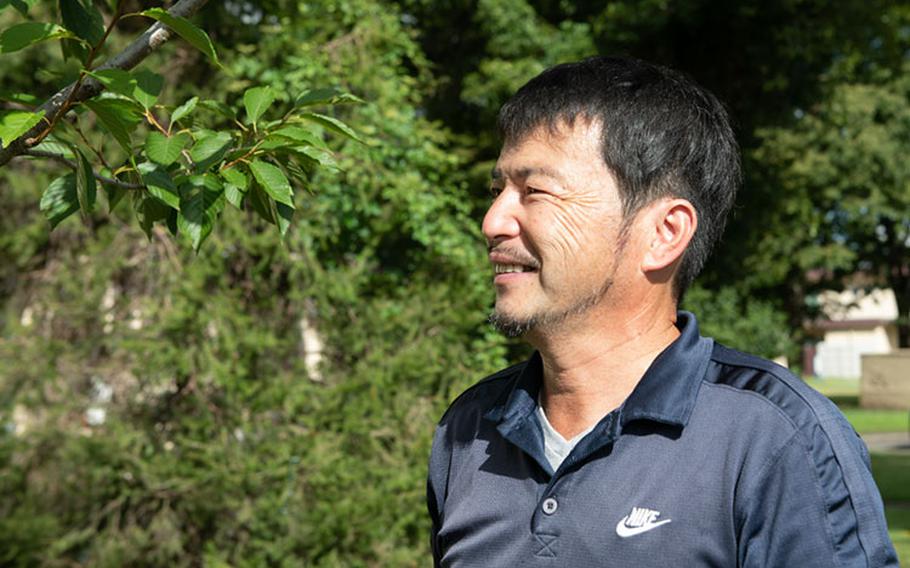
[885,505,910,565]
[827,394,859,407]
[872,452,910,502]
[873,452,910,563]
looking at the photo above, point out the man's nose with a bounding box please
[482,190,521,245]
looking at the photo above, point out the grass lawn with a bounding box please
[885,505,910,564]
[867,447,909,563]
[804,377,909,434]
[843,409,909,434]
[804,377,861,399]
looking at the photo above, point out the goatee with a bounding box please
[488,274,616,337]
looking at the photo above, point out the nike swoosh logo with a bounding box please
[615,516,672,538]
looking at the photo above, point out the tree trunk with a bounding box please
[883,217,910,348]
[894,283,909,348]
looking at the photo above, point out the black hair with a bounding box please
[497,56,740,299]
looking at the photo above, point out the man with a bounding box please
[427,56,897,567]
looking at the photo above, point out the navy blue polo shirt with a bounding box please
[427,312,897,567]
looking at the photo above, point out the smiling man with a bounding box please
[427,57,897,567]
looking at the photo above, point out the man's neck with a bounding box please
[527,301,680,440]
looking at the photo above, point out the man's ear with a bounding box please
[640,198,697,274]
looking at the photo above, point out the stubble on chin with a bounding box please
[488,309,536,338]
[488,274,616,338]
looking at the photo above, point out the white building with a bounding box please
[809,288,900,378]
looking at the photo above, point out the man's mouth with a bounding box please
[489,248,540,279]
[493,263,537,274]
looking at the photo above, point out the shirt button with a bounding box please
[542,497,558,515]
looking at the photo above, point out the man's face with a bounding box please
[483,120,629,336]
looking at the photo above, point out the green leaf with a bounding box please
[294,146,338,169]
[104,184,126,212]
[0,22,73,53]
[134,69,163,109]
[50,116,81,146]
[270,125,326,148]
[275,201,293,236]
[221,166,248,191]
[87,69,136,99]
[224,184,243,208]
[133,191,171,239]
[73,147,97,215]
[247,184,292,236]
[249,159,294,208]
[165,208,178,236]
[300,112,363,143]
[40,174,79,228]
[189,130,232,172]
[284,159,308,185]
[243,86,275,125]
[0,110,45,148]
[178,174,225,251]
[60,38,89,63]
[295,87,363,107]
[220,166,248,209]
[141,8,219,66]
[171,96,198,124]
[277,145,338,171]
[1,0,40,16]
[146,131,189,165]
[87,69,162,109]
[83,98,141,153]
[0,91,40,105]
[198,99,234,119]
[248,184,276,225]
[138,162,180,209]
[258,137,292,151]
[59,0,104,45]
[32,137,74,158]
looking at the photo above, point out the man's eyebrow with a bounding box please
[490,166,566,184]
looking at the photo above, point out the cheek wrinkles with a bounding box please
[546,200,607,256]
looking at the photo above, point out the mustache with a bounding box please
[488,245,540,269]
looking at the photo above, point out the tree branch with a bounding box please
[24,150,144,189]
[0,0,211,168]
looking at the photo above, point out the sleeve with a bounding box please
[736,422,898,567]
[427,477,442,567]
[427,422,450,567]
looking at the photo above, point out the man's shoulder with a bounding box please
[703,343,896,566]
[704,342,850,436]
[437,360,526,426]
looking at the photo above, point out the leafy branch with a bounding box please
[23,149,143,189]
[0,0,212,167]
[0,0,365,251]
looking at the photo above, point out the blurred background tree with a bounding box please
[1,0,907,565]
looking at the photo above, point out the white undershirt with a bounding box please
[536,396,597,472]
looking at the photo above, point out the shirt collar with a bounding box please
[618,311,713,428]
[484,311,713,432]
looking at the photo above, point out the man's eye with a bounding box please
[490,186,503,198]
[526,187,544,195]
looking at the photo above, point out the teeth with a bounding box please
[494,264,530,274]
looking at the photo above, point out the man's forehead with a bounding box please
[492,119,604,182]
[490,165,567,184]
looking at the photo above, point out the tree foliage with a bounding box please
[1,0,506,564]
[751,59,910,345]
